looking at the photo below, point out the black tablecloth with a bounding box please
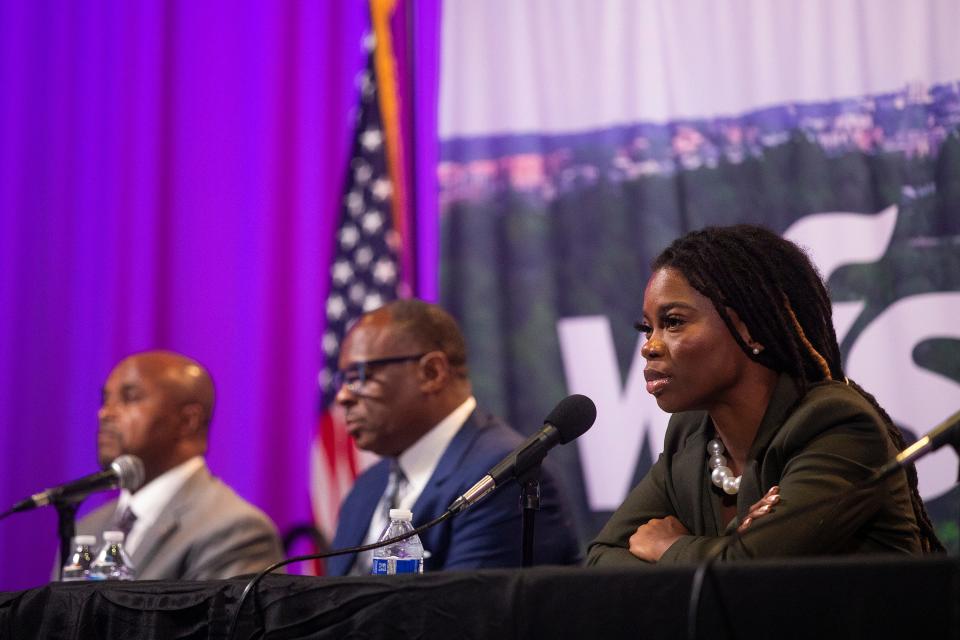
[2,556,958,639]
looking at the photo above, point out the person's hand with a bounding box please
[737,485,780,533]
[628,515,690,562]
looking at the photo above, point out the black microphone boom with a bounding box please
[9,454,145,514]
[447,394,597,514]
[873,408,960,481]
[230,395,596,639]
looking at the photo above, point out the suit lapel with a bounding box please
[131,510,179,574]
[736,373,802,519]
[129,466,209,574]
[344,463,391,547]
[329,461,390,575]
[334,411,484,574]
[670,415,712,535]
[412,410,482,517]
[746,373,802,463]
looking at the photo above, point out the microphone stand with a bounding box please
[54,499,80,581]
[515,444,545,568]
[519,470,541,568]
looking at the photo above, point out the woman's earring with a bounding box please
[751,346,761,355]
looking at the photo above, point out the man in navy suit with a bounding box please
[327,299,582,575]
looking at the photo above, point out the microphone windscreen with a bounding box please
[112,455,146,492]
[545,394,597,444]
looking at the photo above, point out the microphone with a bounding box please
[872,408,960,481]
[9,454,145,513]
[447,394,597,514]
[230,395,597,639]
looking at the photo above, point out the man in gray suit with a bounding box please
[75,350,284,580]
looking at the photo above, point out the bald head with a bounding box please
[128,351,215,425]
[97,350,216,486]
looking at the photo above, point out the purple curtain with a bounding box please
[0,1,421,589]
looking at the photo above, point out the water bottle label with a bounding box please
[393,558,420,574]
[371,558,422,575]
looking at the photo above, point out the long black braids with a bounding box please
[652,224,944,553]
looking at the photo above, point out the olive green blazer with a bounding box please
[587,374,922,566]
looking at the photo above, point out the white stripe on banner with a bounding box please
[440,0,960,138]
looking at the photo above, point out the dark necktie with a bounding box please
[382,461,407,520]
[110,506,138,538]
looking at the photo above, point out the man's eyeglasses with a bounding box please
[333,354,427,394]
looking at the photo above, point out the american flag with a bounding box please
[310,36,406,549]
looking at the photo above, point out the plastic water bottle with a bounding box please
[371,509,424,575]
[89,531,136,581]
[61,535,98,582]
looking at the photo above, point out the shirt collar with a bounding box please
[396,396,476,506]
[118,456,206,527]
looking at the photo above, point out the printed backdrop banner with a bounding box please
[438,0,960,547]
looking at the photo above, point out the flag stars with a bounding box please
[354,162,373,185]
[322,331,339,356]
[339,225,359,250]
[346,190,364,216]
[318,369,333,389]
[373,258,397,285]
[354,246,373,268]
[326,295,346,321]
[349,282,367,304]
[356,61,375,96]
[331,259,354,285]
[361,128,383,152]
[361,211,384,234]
[371,178,392,202]
[363,293,384,312]
[357,70,372,93]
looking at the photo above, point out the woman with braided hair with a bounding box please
[587,224,943,565]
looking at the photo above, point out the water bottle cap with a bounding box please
[102,530,125,543]
[389,508,413,521]
[72,535,97,546]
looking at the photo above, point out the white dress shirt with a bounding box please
[352,396,477,574]
[113,456,206,555]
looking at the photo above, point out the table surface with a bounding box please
[2,555,958,639]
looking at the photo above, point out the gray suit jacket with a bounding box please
[587,374,923,566]
[76,465,285,580]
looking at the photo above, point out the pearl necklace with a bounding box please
[707,438,741,495]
